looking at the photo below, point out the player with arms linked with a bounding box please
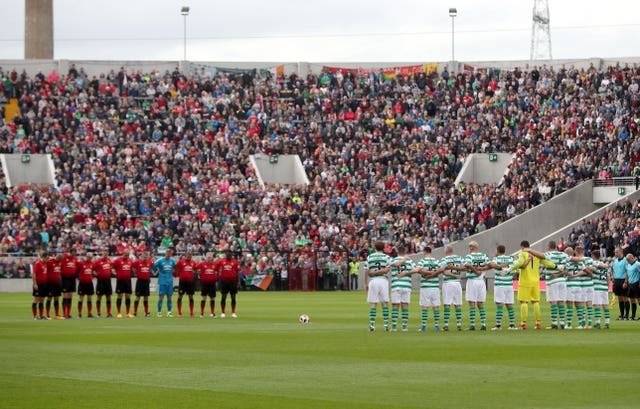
[217,250,241,318]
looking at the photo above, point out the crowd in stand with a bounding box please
[1,61,640,277]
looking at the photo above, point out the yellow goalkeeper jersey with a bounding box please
[511,251,555,287]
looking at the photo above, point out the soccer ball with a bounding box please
[299,314,309,324]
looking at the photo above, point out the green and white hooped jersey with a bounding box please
[581,257,596,288]
[464,252,489,280]
[544,251,570,285]
[589,260,610,292]
[390,257,416,290]
[440,255,464,282]
[565,260,586,288]
[417,257,441,289]
[366,252,392,281]
[492,255,514,287]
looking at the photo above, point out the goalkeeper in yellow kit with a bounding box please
[510,240,556,329]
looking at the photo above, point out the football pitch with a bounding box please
[1,291,639,409]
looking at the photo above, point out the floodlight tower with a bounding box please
[530,0,552,60]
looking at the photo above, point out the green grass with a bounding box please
[1,291,639,409]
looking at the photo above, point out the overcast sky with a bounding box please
[1,0,640,63]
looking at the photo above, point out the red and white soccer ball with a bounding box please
[299,314,310,324]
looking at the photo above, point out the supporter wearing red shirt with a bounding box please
[61,248,79,318]
[217,251,241,318]
[31,251,49,319]
[132,251,154,317]
[46,253,64,319]
[175,251,197,317]
[94,251,114,317]
[197,252,218,317]
[113,249,134,317]
[77,252,96,318]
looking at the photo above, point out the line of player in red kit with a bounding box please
[30,249,240,320]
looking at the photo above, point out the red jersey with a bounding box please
[61,255,79,279]
[94,258,114,280]
[197,261,218,284]
[133,259,153,280]
[32,259,48,284]
[113,257,134,280]
[77,260,95,284]
[175,259,197,282]
[217,258,240,282]
[46,258,63,284]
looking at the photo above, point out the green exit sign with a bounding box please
[489,153,498,162]
[269,154,278,164]
[618,187,626,195]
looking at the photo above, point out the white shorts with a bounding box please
[547,281,567,303]
[494,286,514,304]
[593,291,609,306]
[442,281,462,306]
[391,288,411,304]
[583,287,594,304]
[367,278,389,304]
[567,287,584,303]
[465,279,486,302]
[419,288,441,308]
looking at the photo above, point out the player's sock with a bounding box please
[157,299,162,314]
[469,307,476,328]
[421,309,428,328]
[106,300,112,315]
[54,300,60,316]
[143,300,148,315]
[125,298,131,315]
[520,303,528,324]
[65,299,71,316]
[604,308,610,324]
[433,309,440,327]
[594,306,602,325]
[134,300,139,315]
[369,307,376,328]
[507,306,515,326]
[189,299,194,315]
[231,297,236,313]
[619,301,625,317]
[201,300,206,315]
[577,306,585,327]
[533,303,541,323]
[443,307,450,327]
[455,307,462,327]
[97,300,102,316]
[32,302,37,318]
[587,306,593,326]
[632,303,638,319]
[77,301,83,316]
[87,301,92,316]
[382,306,389,328]
[116,298,122,315]
[566,305,573,327]
[496,305,503,326]
[479,306,486,327]
[177,299,183,315]
[61,299,67,317]
[558,304,566,326]
[625,301,630,318]
[401,308,409,329]
[210,300,215,315]
[391,307,399,329]
[46,300,51,317]
[167,299,172,313]
[38,302,44,318]
[550,304,558,326]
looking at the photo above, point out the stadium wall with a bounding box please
[454,153,514,186]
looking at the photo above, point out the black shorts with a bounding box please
[78,282,95,296]
[116,279,132,295]
[33,282,47,298]
[47,282,62,298]
[135,279,150,297]
[179,281,195,296]
[96,279,113,296]
[613,279,627,296]
[628,282,640,299]
[201,282,217,298]
[61,276,76,293]
[219,280,238,295]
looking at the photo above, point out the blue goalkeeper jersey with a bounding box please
[153,257,176,285]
